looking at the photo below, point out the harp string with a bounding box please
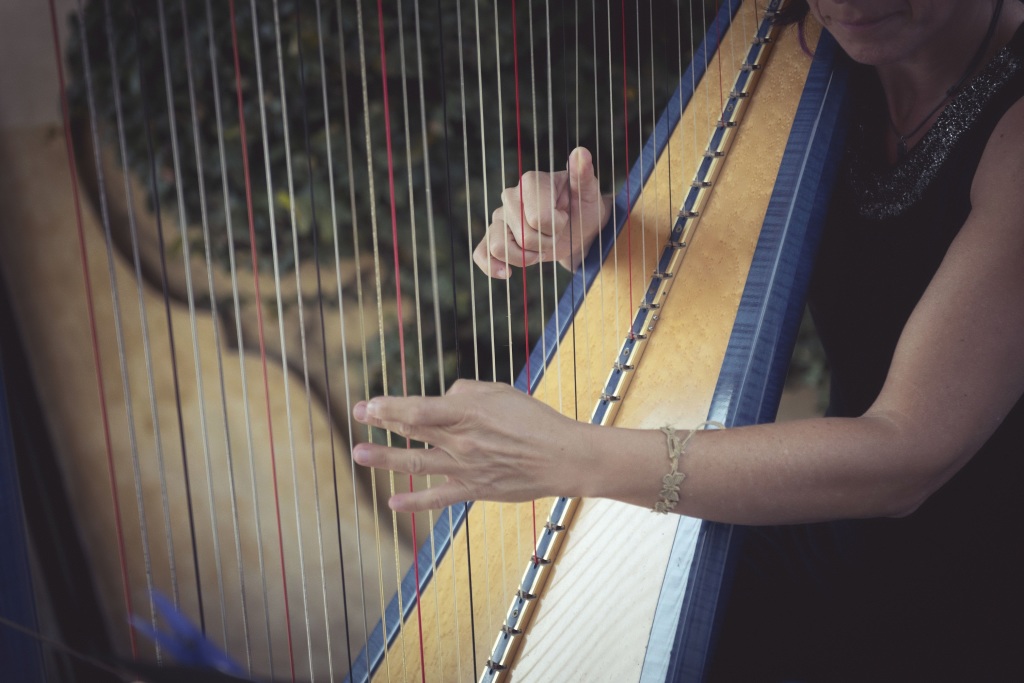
[371,0,431,679]
[454,0,496,649]
[649,0,660,262]
[351,1,403,679]
[228,0,299,676]
[0,615,127,680]
[199,0,262,669]
[569,0,588,419]
[637,0,649,281]
[175,0,236,652]
[267,1,337,672]
[307,0,359,673]
[590,0,609,397]
[265,0,319,668]
[525,0,543,412]
[320,0,371,673]
[509,0,541,568]
[193,0,255,662]
[224,0,282,673]
[499,0,520,653]
[74,0,162,656]
[434,0,483,674]
[407,0,462,677]
[619,0,636,318]
[542,0,564,422]
[294,2,348,678]
[135,0,211,638]
[46,0,139,657]
[332,0,378,676]
[389,0,436,677]
[490,0,514,668]
[447,3,484,664]
[248,0,309,673]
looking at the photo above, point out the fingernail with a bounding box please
[353,444,370,465]
[353,401,367,421]
[495,265,506,278]
[365,399,380,418]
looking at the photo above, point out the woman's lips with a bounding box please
[831,12,899,33]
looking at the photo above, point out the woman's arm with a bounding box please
[353,100,1024,524]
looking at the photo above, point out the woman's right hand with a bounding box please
[473,146,612,278]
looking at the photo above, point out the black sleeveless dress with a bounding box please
[707,24,1024,682]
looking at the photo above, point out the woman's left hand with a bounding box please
[351,379,591,512]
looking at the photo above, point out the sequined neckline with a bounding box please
[844,39,1023,221]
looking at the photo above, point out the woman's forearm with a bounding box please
[579,412,940,525]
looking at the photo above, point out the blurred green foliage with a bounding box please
[65,0,826,399]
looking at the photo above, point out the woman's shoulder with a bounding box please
[971,95,1024,213]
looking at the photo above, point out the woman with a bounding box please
[353,1,1024,678]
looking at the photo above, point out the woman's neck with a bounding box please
[876,1,1023,160]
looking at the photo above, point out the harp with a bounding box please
[0,0,847,681]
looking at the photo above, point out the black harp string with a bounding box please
[155,0,228,639]
[450,2,489,658]
[332,1,376,675]
[308,0,358,675]
[132,0,208,637]
[270,0,318,669]
[177,0,235,654]
[265,0,329,673]
[454,0,494,645]
[407,0,462,677]
[295,2,349,679]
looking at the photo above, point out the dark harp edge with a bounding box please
[0,274,121,682]
[0,333,46,681]
[652,31,851,683]
[346,2,745,682]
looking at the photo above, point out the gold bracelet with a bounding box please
[653,421,726,514]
